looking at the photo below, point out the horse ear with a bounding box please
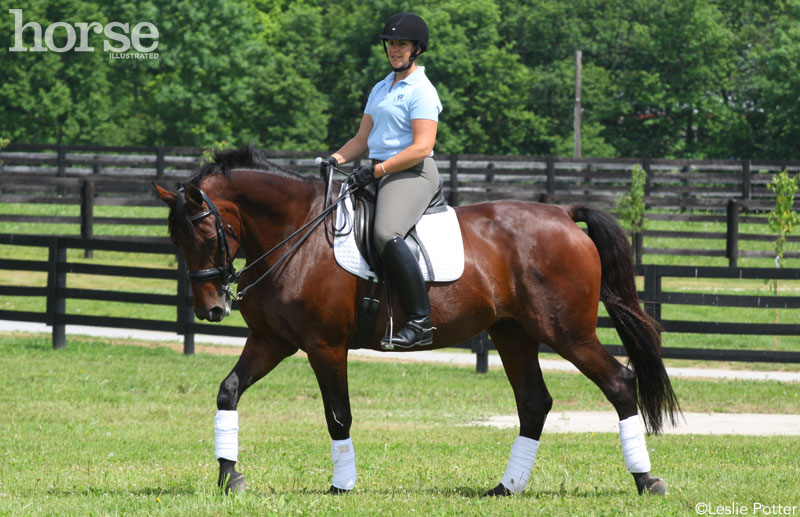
[182,182,205,209]
[153,183,176,206]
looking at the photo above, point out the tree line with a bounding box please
[1,0,798,159]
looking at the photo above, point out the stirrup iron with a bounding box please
[381,316,395,350]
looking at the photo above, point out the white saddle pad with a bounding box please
[333,189,464,282]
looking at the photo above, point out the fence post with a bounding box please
[726,199,739,268]
[633,231,643,266]
[80,179,94,258]
[545,156,555,202]
[642,265,661,324]
[56,144,66,196]
[56,144,66,178]
[485,162,495,195]
[642,159,652,196]
[681,164,691,212]
[156,147,166,180]
[47,237,67,349]
[448,155,460,206]
[742,159,751,200]
[470,331,490,374]
[584,163,595,192]
[177,254,195,355]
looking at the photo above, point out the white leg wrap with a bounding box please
[619,415,651,473]
[331,438,357,490]
[501,436,539,494]
[214,410,239,462]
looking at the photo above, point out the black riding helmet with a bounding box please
[379,12,428,73]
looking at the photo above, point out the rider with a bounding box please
[321,12,442,348]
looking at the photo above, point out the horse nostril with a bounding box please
[208,306,225,322]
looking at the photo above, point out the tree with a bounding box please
[419,0,553,155]
[616,164,648,264]
[1,0,798,159]
[0,0,117,144]
[767,169,800,270]
[765,168,800,343]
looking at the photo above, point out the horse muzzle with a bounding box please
[187,265,236,321]
[193,289,232,322]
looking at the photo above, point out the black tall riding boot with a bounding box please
[380,236,434,349]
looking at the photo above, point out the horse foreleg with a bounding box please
[484,320,552,497]
[306,345,355,494]
[215,333,297,494]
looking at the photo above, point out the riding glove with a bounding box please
[319,156,338,180]
[351,165,376,189]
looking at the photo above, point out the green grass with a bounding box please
[0,203,169,239]
[0,334,799,515]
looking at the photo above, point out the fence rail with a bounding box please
[2,233,799,372]
[3,143,800,211]
[3,144,800,264]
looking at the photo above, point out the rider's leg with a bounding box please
[373,158,439,348]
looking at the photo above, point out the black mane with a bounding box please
[170,143,314,241]
[187,143,312,185]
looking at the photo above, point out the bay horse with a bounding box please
[154,145,679,497]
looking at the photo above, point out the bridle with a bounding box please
[181,187,239,299]
[181,174,358,302]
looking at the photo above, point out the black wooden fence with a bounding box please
[2,233,799,372]
[3,143,800,211]
[3,144,800,264]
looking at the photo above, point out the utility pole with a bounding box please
[574,49,582,158]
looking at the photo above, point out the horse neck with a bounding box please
[225,169,322,257]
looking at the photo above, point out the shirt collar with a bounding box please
[382,66,426,87]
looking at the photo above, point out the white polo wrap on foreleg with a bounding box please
[214,410,239,462]
[501,435,539,494]
[331,437,357,490]
[619,415,651,473]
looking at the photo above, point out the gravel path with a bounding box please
[469,411,800,436]
[3,321,799,383]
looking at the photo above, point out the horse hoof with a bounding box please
[327,485,351,495]
[224,472,248,495]
[643,477,668,495]
[482,483,512,497]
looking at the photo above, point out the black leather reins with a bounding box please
[183,166,357,301]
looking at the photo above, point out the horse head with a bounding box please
[155,180,242,322]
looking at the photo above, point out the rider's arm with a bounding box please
[374,118,437,178]
[331,114,373,165]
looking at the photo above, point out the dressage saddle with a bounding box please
[351,178,447,281]
[348,178,448,348]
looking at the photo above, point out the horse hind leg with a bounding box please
[551,333,668,495]
[483,320,552,497]
[216,334,297,494]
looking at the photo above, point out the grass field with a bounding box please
[1,334,799,516]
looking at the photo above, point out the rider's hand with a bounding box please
[318,156,338,179]
[351,165,376,188]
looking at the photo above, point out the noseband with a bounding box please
[181,187,239,292]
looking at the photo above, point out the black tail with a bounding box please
[569,204,680,434]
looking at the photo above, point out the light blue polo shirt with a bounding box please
[364,67,443,161]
